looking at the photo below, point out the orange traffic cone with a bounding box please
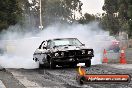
[102,49,108,63]
[120,48,127,64]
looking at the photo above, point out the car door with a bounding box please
[33,42,43,62]
[37,41,49,64]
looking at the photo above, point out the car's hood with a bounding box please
[52,45,90,52]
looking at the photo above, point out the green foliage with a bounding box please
[102,0,118,13]
[0,0,22,31]
[102,0,132,37]
[30,0,83,26]
[78,13,96,24]
[0,0,83,31]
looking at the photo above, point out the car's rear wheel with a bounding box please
[85,59,91,67]
[49,58,56,69]
[69,63,77,68]
[39,63,44,69]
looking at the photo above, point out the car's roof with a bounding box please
[47,38,77,41]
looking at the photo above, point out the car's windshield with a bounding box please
[48,38,82,48]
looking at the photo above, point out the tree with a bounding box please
[102,0,132,37]
[30,0,83,27]
[101,0,120,35]
[78,13,96,24]
[0,0,83,31]
[0,0,22,31]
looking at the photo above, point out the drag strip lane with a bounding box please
[6,65,132,88]
[0,69,26,88]
[0,80,6,88]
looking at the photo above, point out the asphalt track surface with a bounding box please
[0,49,132,88]
[1,64,131,88]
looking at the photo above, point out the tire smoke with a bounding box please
[0,22,111,69]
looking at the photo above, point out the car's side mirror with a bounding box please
[82,44,85,46]
[38,45,41,49]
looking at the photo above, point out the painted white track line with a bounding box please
[8,70,42,88]
[7,69,66,88]
[0,80,6,88]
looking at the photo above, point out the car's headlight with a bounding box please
[61,52,65,56]
[82,50,85,54]
[55,52,59,57]
[88,51,92,54]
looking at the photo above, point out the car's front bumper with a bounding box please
[52,55,93,64]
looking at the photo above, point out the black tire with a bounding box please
[49,58,56,69]
[39,63,44,69]
[69,63,77,68]
[85,59,91,67]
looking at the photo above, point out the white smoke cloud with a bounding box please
[0,22,111,69]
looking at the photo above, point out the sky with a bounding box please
[80,0,105,15]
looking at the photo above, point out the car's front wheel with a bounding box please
[49,58,56,69]
[85,59,91,67]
